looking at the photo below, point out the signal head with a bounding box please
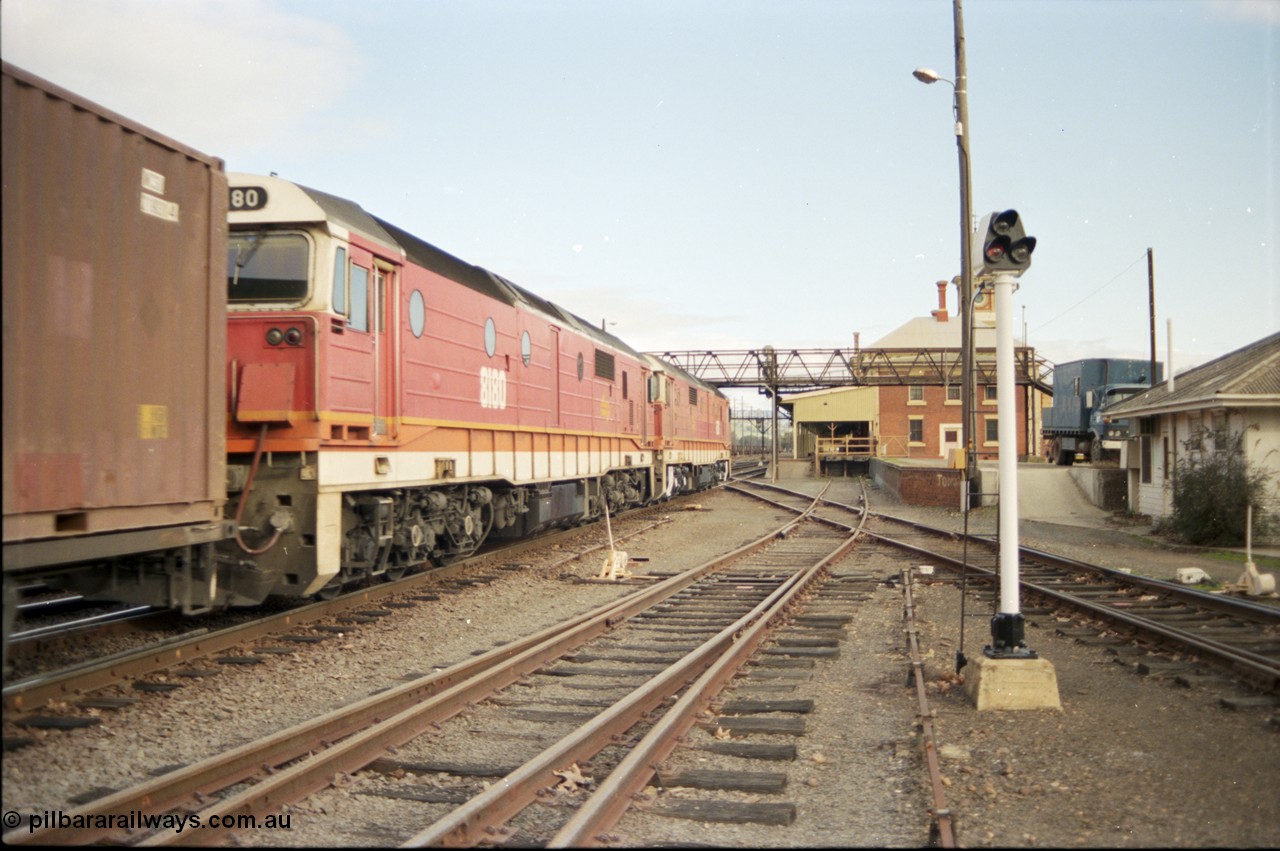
[973,209,1035,277]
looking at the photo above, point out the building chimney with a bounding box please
[931,280,949,322]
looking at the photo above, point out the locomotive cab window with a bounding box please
[348,265,370,331]
[331,247,347,315]
[227,232,309,303]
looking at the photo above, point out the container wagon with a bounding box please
[2,62,232,636]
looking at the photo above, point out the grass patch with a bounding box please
[1203,550,1280,571]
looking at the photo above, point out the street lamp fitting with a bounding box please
[912,67,952,85]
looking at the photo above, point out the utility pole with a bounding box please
[1147,248,1157,383]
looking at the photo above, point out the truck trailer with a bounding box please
[1042,358,1162,465]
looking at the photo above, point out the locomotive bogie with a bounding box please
[227,455,659,600]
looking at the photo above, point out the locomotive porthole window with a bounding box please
[577,353,584,381]
[484,317,497,357]
[521,331,532,366]
[409,290,425,338]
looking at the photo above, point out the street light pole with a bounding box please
[914,0,976,510]
[953,0,976,507]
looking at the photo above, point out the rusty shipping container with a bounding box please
[2,62,229,573]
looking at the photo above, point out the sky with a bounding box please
[3,0,1277,400]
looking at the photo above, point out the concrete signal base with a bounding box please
[964,655,1063,711]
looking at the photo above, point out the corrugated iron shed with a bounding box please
[1104,332,1280,417]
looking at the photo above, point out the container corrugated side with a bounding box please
[2,62,229,545]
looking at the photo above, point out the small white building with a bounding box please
[1103,332,1280,540]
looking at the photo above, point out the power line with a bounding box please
[1031,251,1148,334]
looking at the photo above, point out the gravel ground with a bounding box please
[3,479,1278,848]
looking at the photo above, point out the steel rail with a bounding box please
[758,478,1278,623]
[900,566,956,848]
[15,510,802,846]
[399,486,834,846]
[735,478,1280,626]
[719,480,964,848]
[547,485,860,847]
[859,524,1280,687]
[2,517,670,714]
[6,604,153,644]
[728,480,1280,691]
[154,514,814,848]
[404,539,849,846]
[10,522,706,846]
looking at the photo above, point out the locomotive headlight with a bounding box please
[284,327,303,346]
[266,327,284,346]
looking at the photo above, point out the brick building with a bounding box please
[783,280,1048,467]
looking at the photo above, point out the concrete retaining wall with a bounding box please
[1067,466,1129,511]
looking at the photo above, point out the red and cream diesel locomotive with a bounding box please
[220,174,729,604]
[2,63,728,638]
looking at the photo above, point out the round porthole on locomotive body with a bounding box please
[409,290,426,338]
[521,331,531,366]
[484,317,496,357]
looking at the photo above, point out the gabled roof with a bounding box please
[1104,332,1280,417]
[870,316,996,350]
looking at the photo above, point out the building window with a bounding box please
[1211,411,1230,453]
[1140,435,1153,484]
[985,417,999,444]
[908,417,924,444]
[1186,412,1203,451]
[983,384,998,403]
[946,384,961,403]
[908,384,925,404]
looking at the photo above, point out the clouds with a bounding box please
[1208,0,1280,26]
[2,0,1273,370]
[0,0,360,158]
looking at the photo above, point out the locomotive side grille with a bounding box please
[594,349,615,381]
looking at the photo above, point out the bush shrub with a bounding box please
[1168,434,1273,546]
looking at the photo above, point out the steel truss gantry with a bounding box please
[652,346,1051,394]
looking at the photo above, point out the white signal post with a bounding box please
[962,210,1061,710]
[994,271,1023,624]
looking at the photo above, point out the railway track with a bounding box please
[13,486,923,846]
[729,479,1280,694]
[1,508,678,716]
